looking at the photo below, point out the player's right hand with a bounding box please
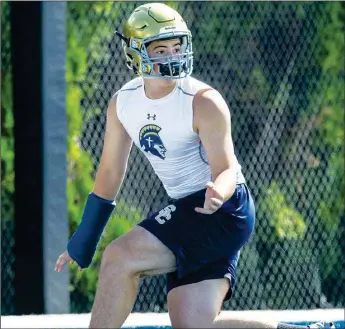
[54,250,81,272]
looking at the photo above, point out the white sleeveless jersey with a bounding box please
[116,76,245,199]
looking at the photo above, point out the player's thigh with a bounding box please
[167,278,230,328]
[104,225,176,275]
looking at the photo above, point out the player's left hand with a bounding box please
[195,182,224,215]
[55,250,82,272]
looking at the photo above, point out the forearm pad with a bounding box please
[67,192,115,268]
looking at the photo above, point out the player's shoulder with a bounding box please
[110,77,143,108]
[110,77,143,100]
[109,77,143,118]
[189,77,229,117]
[118,77,143,92]
[179,76,215,96]
[181,76,225,106]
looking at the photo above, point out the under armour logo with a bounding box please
[147,114,156,120]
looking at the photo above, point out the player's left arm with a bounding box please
[193,89,238,214]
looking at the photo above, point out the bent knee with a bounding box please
[101,237,134,271]
[100,228,153,274]
[102,239,124,262]
[100,226,176,276]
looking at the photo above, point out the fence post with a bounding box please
[42,1,69,315]
[11,1,69,315]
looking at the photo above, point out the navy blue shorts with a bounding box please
[138,183,256,300]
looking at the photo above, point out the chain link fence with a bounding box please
[1,1,16,316]
[2,1,344,316]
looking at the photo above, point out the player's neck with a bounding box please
[143,79,177,100]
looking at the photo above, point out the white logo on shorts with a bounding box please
[155,205,176,224]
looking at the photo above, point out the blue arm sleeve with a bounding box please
[67,192,115,268]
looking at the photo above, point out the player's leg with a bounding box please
[168,278,335,329]
[89,225,176,328]
[168,277,231,328]
[168,277,278,328]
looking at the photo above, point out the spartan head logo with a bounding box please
[139,124,167,160]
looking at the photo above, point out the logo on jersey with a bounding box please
[147,113,156,120]
[155,205,176,224]
[139,124,167,160]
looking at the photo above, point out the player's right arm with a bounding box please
[55,94,132,272]
[93,94,133,200]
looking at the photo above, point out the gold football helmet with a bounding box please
[116,3,193,79]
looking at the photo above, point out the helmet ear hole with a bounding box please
[123,48,142,75]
